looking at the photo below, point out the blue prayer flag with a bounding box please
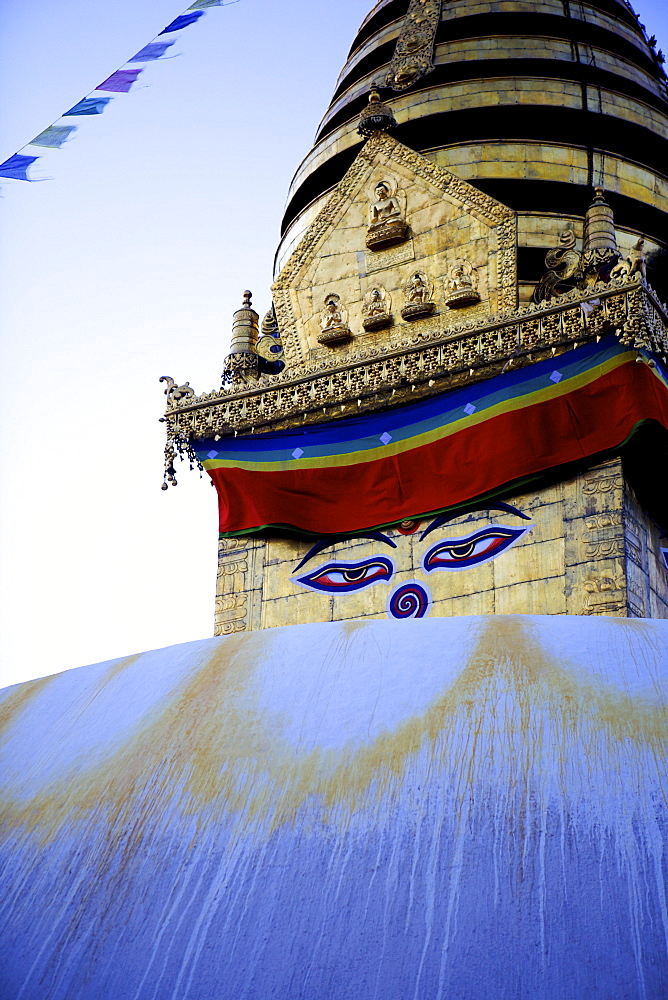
[29,126,77,149]
[0,153,39,180]
[159,12,204,33]
[96,69,143,93]
[64,97,111,116]
[129,42,175,61]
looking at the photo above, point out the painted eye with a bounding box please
[292,556,395,594]
[423,524,532,572]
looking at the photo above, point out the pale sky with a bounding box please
[1,0,667,688]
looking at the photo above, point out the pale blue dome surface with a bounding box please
[1,616,667,999]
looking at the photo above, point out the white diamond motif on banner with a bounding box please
[380,432,392,445]
[292,448,304,459]
[463,403,476,415]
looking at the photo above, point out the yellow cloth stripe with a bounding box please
[203,351,635,473]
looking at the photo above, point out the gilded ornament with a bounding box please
[533,229,582,304]
[385,0,442,90]
[611,239,647,281]
[222,352,260,386]
[362,286,392,330]
[222,291,260,385]
[160,375,196,408]
[229,290,259,354]
[401,272,435,320]
[533,191,629,304]
[366,180,408,251]
[161,278,665,447]
[318,294,353,346]
[357,88,396,137]
[272,131,518,366]
[256,306,286,373]
[445,260,481,308]
[582,572,627,616]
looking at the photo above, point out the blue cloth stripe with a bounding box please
[195,338,630,464]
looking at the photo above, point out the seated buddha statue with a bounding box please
[366,181,409,251]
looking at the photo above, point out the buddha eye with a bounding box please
[423,524,532,572]
[292,556,395,594]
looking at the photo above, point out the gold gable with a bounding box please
[272,131,517,370]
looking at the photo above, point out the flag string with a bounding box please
[0,0,240,182]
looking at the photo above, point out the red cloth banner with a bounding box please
[204,345,668,536]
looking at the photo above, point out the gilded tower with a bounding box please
[279,0,668,293]
[161,0,668,631]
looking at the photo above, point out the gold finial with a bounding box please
[358,87,396,137]
[229,289,259,354]
[585,187,617,254]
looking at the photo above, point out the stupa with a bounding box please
[3,2,668,998]
[160,0,668,629]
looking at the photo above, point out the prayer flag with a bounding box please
[29,126,77,148]
[198,337,668,536]
[188,0,225,8]
[0,153,38,180]
[96,69,143,93]
[129,42,175,61]
[63,97,111,116]
[159,12,204,33]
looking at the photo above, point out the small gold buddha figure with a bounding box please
[366,181,409,251]
[318,294,353,346]
[362,286,392,330]
[401,271,435,320]
[445,260,481,308]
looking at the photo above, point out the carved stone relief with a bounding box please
[584,512,623,530]
[364,240,415,274]
[214,536,250,636]
[582,571,627,616]
[576,463,629,616]
[582,470,624,497]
